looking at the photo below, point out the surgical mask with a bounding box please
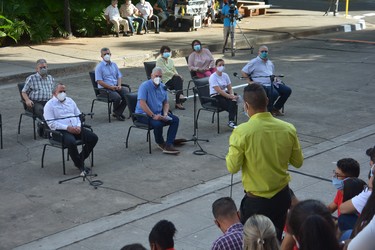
[153,77,161,85]
[243,101,250,118]
[163,52,171,58]
[57,92,66,102]
[39,68,48,77]
[259,51,268,60]
[103,54,111,62]
[193,44,201,51]
[217,66,225,72]
[332,177,344,190]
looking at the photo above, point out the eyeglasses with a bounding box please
[332,170,347,179]
[260,50,268,53]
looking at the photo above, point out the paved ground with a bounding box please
[0,3,375,250]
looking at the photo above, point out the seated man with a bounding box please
[44,83,98,174]
[135,67,180,154]
[136,0,160,34]
[22,59,55,121]
[153,0,169,26]
[241,45,292,116]
[211,197,243,250]
[95,47,128,121]
[105,0,130,37]
[120,0,145,35]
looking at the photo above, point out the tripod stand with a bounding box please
[223,12,254,57]
[324,0,339,16]
[185,85,209,155]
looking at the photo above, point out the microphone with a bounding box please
[233,72,249,80]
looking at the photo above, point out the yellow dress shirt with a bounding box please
[156,57,178,83]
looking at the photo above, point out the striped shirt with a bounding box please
[22,73,55,101]
[211,223,243,250]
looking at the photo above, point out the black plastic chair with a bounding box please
[143,61,156,80]
[193,78,236,134]
[17,83,37,140]
[88,71,131,123]
[185,56,198,97]
[41,124,94,175]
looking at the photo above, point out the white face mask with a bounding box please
[103,54,111,62]
[153,77,161,85]
[217,66,225,72]
[57,92,66,102]
[243,102,250,118]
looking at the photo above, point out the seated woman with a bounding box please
[149,219,177,250]
[156,45,187,110]
[209,59,238,129]
[188,39,216,78]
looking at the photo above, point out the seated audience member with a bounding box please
[95,47,128,121]
[120,0,145,35]
[347,215,375,250]
[287,199,341,250]
[209,58,238,129]
[188,39,216,78]
[328,158,360,215]
[135,67,181,154]
[149,220,177,250]
[211,197,243,250]
[153,0,169,26]
[339,146,375,216]
[243,214,280,250]
[136,0,160,34]
[156,45,187,110]
[241,45,292,116]
[43,83,98,175]
[105,0,130,37]
[22,59,55,121]
[120,243,147,250]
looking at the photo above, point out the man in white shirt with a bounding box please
[136,0,160,33]
[104,0,130,37]
[44,83,98,174]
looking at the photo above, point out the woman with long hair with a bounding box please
[149,220,177,250]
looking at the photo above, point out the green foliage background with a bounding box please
[0,0,156,46]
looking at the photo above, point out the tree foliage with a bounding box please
[0,0,120,46]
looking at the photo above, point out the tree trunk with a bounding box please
[64,0,73,38]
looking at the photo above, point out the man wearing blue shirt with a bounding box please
[222,0,238,53]
[135,67,180,154]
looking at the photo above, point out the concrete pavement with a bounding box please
[1,4,375,250]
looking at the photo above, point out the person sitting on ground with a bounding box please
[188,39,216,78]
[104,0,131,37]
[243,214,280,250]
[95,47,128,121]
[241,45,292,116]
[156,45,187,110]
[287,199,341,250]
[153,0,169,26]
[22,59,55,121]
[209,58,238,129]
[135,67,183,154]
[120,243,147,250]
[149,219,177,250]
[211,197,243,250]
[120,0,145,35]
[339,146,375,217]
[136,0,160,34]
[43,83,98,175]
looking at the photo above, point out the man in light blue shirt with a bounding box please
[222,0,238,53]
[135,67,180,154]
[95,47,128,121]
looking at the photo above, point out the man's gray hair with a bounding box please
[152,67,162,74]
[36,59,47,65]
[52,83,64,94]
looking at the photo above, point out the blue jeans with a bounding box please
[263,83,292,111]
[125,16,145,33]
[137,113,179,146]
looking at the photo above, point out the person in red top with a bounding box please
[149,220,176,250]
[328,158,360,215]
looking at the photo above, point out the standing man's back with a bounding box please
[226,83,303,240]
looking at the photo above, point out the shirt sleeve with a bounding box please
[95,64,103,82]
[289,127,304,168]
[226,129,244,174]
[43,100,69,131]
[241,61,254,76]
[205,49,215,69]
[188,53,197,71]
[348,215,375,250]
[114,63,123,79]
[22,76,32,93]
[104,6,110,16]
[352,189,371,213]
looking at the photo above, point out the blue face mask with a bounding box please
[194,44,201,51]
[332,177,345,190]
[259,51,268,59]
[163,52,171,58]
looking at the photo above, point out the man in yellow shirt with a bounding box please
[226,83,303,240]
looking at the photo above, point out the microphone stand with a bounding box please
[57,113,101,189]
[184,86,209,155]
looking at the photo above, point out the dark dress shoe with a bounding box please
[137,32,143,35]
[114,114,125,121]
[175,104,185,110]
[123,32,130,37]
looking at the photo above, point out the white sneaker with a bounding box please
[228,121,237,129]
